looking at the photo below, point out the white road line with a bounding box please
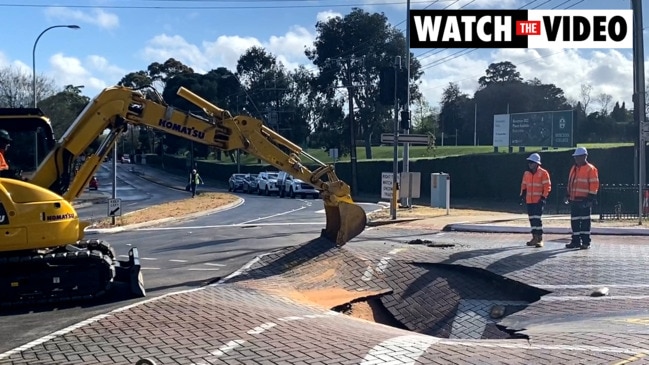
[247,322,277,335]
[0,314,111,360]
[141,267,161,270]
[0,252,271,361]
[169,259,188,263]
[135,222,324,231]
[204,263,226,267]
[239,206,307,225]
[435,339,649,355]
[360,334,439,365]
[362,257,391,282]
[187,268,220,271]
[191,340,247,364]
[211,339,246,356]
[140,257,157,261]
[536,284,649,289]
[541,295,649,301]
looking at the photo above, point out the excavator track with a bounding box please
[0,239,144,307]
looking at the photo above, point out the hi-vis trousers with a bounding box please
[527,202,544,236]
[570,201,592,245]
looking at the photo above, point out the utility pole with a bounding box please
[111,142,117,226]
[391,56,401,220]
[401,0,412,208]
[632,0,646,224]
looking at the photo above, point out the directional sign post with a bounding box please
[381,133,430,145]
[108,198,122,217]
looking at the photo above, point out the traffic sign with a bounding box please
[108,198,122,217]
[380,133,430,145]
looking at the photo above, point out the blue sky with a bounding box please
[1,0,647,112]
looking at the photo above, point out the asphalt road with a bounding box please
[75,163,192,220]
[0,169,381,355]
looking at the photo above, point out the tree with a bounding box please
[478,61,522,88]
[0,65,56,107]
[439,82,471,144]
[411,98,438,136]
[596,93,613,116]
[118,70,152,89]
[38,85,90,138]
[147,58,194,91]
[236,46,291,133]
[305,8,423,158]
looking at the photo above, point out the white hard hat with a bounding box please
[526,153,541,165]
[572,147,588,157]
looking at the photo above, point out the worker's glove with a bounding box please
[519,191,526,206]
[564,194,570,205]
[540,196,546,206]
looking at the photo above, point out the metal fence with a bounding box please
[552,183,649,220]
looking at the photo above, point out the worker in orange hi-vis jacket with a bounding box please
[0,129,11,172]
[565,147,600,250]
[520,153,552,248]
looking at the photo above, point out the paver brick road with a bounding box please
[4,226,649,364]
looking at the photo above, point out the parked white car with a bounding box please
[257,171,280,196]
[278,172,320,199]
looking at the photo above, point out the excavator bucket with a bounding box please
[321,202,367,246]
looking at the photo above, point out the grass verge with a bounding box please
[91,192,239,228]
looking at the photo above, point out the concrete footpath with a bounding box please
[5,163,649,364]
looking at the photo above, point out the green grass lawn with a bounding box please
[201,142,632,165]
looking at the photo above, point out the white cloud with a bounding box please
[50,53,132,92]
[317,10,342,23]
[86,55,126,79]
[141,26,315,74]
[417,47,643,113]
[44,7,119,30]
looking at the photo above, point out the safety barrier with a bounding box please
[552,183,649,220]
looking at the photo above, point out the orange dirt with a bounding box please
[279,287,384,309]
[91,192,238,228]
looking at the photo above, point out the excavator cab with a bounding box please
[0,108,56,180]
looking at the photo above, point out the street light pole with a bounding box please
[32,24,80,108]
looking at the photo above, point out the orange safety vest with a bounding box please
[567,162,599,201]
[0,149,8,171]
[520,166,551,204]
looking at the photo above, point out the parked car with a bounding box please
[242,173,258,194]
[228,173,247,192]
[88,176,99,190]
[256,171,280,196]
[277,171,319,199]
[121,154,131,164]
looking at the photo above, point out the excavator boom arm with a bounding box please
[28,86,366,245]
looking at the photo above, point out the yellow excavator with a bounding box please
[0,85,367,306]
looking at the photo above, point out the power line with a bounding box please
[0,0,445,9]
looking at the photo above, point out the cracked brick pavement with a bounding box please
[3,230,649,364]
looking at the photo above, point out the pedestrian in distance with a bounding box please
[519,153,551,248]
[565,147,600,250]
[188,168,204,198]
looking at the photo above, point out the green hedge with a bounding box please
[142,145,638,201]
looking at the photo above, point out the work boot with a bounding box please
[534,234,544,248]
[526,235,538,246]
[565,241,581,249]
